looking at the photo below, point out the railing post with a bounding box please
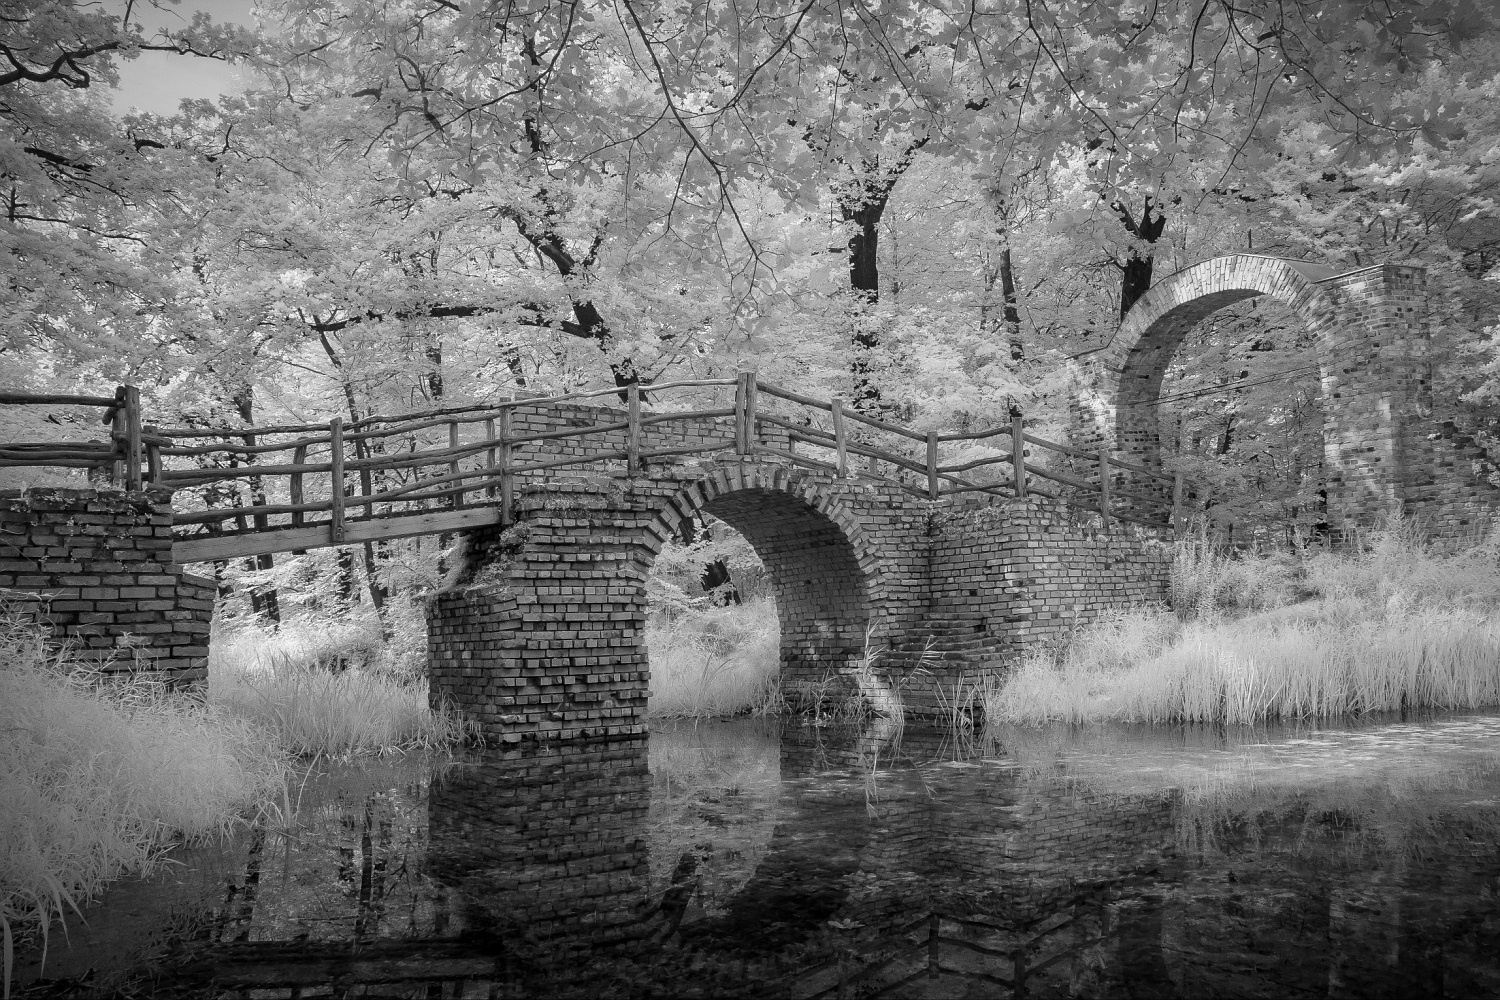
[485,417,498,498]
[498,408,513,527]
[122,385,143,490]
[1172,471,1184,535]
[1099,447,1112,532]
[733,373,749,455]
[108,386,126,486]
[448,420,462,508]
[143,424,162,485]
[926,430,940,500]
[831,397,849,477]
[291,444,307,528]
[329,417,346,544]
[744,374,759,453]
[1010,412,1027,498]
[626,382,641,476]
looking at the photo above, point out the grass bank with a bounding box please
[210,611,474,756]
[0,617,289,995]
[2,601,475,994]
[988,524,1500,726]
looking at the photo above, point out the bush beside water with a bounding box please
[990,524,1500,726]
[0,618,289,994]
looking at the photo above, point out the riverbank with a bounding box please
[0,608,472,995]
[988,524,1500,725]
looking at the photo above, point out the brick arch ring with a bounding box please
[1094,254,1343,470]
[643,461,889,686]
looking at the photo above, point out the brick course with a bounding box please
[0,488,214,685]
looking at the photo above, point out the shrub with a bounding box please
[0,615,288,995]
[646,598,781,718]
[209,615,475,757]
[989,524,1500,726]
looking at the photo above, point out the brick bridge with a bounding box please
[2,254,1492,740]
[1070,254,1499,535]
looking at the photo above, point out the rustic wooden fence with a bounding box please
[3,375,1185,562]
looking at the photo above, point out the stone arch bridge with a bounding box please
[3,376,1171,740]
[1070,253,1499,534]
[5,256,1490,739]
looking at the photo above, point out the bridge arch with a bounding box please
[1082,253,1438,529]
[644,464,887,696]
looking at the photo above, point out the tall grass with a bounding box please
[209,619,476,756]
[646,598,781,718]
[990,522,1500,726]
[0,616,289,997]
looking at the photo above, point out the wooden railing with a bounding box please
[0,386,157,489]
[2,375,1186,560]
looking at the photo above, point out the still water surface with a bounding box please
[16,711,1500,998]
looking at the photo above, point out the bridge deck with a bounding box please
[5,375,1185,562]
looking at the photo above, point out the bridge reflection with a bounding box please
[45,722,1500,999]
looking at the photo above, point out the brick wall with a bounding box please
[430,460,1174,741]
[0,488,213,686]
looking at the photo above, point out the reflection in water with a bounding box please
[15,714,1500,997]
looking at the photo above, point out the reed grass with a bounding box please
[0,616,289,997]
[646,598,782,718]
[209,622,476,756]
[989,522,1500,726]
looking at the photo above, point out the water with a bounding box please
[15,712,1500,998]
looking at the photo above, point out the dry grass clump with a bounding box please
[990,522,1500,726]
[0,616,288,995]
[209,617,475,757]
[646,598,781,718]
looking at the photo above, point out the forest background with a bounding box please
[4,0,1500,626]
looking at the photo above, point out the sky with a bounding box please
[109,0,261,116]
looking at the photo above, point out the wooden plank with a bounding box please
[448,420,462,507]
[109,388,126,486]
[754,378,832,412]
[123,385,143,490]
[926,431,939,500]
[498,409,513,525]
[174,507,504,563]
[290,444,307,528]
[0,392,119,407]
[745,375,758,448]
[831,398,848,477]
[1011,415,1027,498]
[734,373,749,454]
[485,417,497,498]
[626,383,641,475]
[637,406,736,427]
[329,417,346,543]
[935,423,1012,443]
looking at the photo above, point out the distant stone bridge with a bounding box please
[1070,254,1499,535]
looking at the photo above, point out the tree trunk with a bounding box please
[679,514,739,605]
[1115,195,1168,319]
[232,388,280,625]
[999,247,1024,362]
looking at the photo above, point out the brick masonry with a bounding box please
[1071,254,1500,536]
[0,488,214,685]
[429,456,1172,744]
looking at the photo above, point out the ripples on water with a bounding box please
[15,712,1500,998]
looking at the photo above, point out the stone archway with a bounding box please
[1077,254,1440,531]
[646,466,888,703]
